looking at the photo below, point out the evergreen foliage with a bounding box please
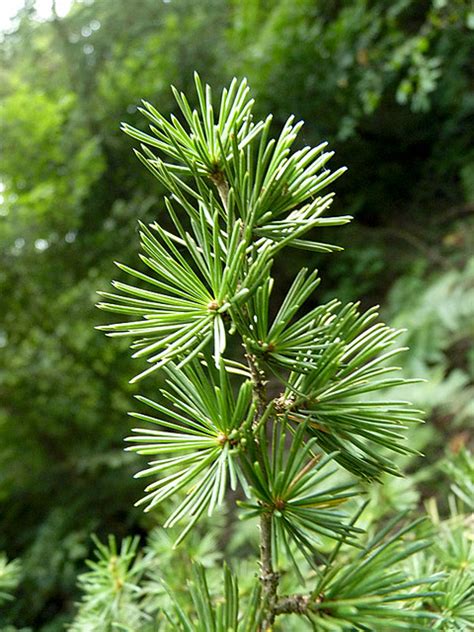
[0,2,472,629]
[70,489,474,631]
[91,75,454,629]
[0,554,21,608]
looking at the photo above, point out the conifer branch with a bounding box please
[95,74,438,630]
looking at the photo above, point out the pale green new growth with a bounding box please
[0,553,21,607]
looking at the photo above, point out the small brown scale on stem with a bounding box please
[273,394,295,414]
[207,299,220,311]
[208,165,230,210]
[257,340,276,356]
[216,432,241,448]
[216,432,227,446]
[274,498,285,511]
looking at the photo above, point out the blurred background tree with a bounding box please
[0,0,472,629]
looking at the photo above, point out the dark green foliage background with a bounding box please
[0,0,472,628]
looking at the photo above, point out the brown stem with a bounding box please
[245,351,267,420]
[259,512,279,630]
[242,348,280,629]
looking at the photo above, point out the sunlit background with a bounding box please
[0,0,72,30]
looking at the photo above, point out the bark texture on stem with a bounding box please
[244,349,280,629]
[245,351,268,422]
[259,512,279,630]
[274,593,313,615]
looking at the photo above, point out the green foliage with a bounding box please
[165,564,261,632]
[381,255,474,463]
[413,500,474,631]
[69,506,465,631]
[71,536,147,631]
[69,526,262,632]
[92,74,460,629]
[0,553,21,607]
[239,423,360,572]
[308,514,441,631]
[67,450,474,630]
[126,358,252,543]
[97,76,350,382]
[231,0,473,136]
[441,448,474,511]
[281,301,423,479]
[0,1,472,629]
[98,72,420,523]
